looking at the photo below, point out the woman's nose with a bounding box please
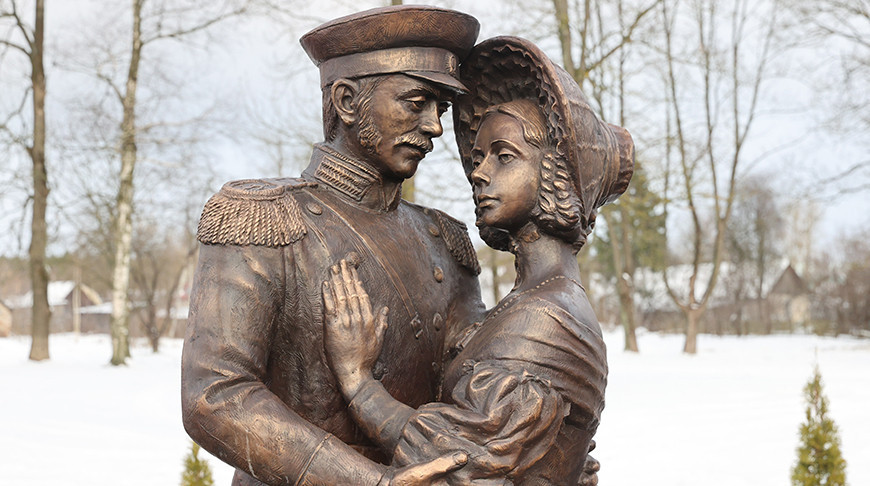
[470,163,490,185]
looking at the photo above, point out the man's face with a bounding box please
[356,75,450,181]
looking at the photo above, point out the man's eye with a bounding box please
[406,98,426,111]
[437,102,450,116]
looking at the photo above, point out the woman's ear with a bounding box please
[330,78,358,126]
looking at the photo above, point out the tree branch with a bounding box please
[142,5,248,45]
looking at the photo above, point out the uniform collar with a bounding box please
[304,143,402,212]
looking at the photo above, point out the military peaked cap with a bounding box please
[300,5,480,93]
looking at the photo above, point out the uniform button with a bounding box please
[428,224,440,237]
[306,203,322,215]
[433,266,444,282]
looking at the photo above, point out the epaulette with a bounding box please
[197,178,317,247]
[429,208,481,275]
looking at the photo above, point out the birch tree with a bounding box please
[63,0,250,365]
[0,0,50,360]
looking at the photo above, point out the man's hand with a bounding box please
[380,452,469,486]
[322,259,389,399]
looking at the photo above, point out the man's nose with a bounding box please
[419,104,444,138]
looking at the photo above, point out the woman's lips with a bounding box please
[475,194,497,209]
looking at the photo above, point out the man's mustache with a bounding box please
[395,134,434,154]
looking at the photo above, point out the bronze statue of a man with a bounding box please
[181,6,485,485]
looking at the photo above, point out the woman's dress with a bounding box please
[370,276,607,485]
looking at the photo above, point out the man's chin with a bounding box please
[392,159,422,180]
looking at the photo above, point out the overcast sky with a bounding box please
[1,0,867,259]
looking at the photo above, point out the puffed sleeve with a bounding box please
[393,361,569,485]
[391,295,607,485]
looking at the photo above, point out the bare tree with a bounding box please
[238,76,322,178]
[1,0,50,360]
[658,0,784,353]
[63,0,250,365]
[725,175,785,334]
[130,220,197,352]
[795,0,870,196]
[551,0,661,351]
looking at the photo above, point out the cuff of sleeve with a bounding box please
[295,434,386,486]
[348,380,415,453]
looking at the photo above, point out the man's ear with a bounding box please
[331,79,358,126]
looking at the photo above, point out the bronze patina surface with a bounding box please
[182,6,631,486]
[183,6,483,485]
[319,37,633,485]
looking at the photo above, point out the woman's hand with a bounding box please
[322,259,389,400]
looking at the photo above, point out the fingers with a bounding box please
[330,264,350,329]
[329,260,382,338]
[393,452,468,485]
[322,282,335,317]
[376,306,389,341]
[351,265,373,322]
[340,260,363,322]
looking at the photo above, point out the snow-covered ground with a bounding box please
[1,330,867,486]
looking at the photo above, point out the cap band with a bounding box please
[319,46,459,88]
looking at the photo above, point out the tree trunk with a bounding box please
[28,0,50,361]
[683,308,702,354]
[147,306,159,352]
[617,275,638,352]
[552,0,577,78]
[110,0,143,366]
[609,211,639,352]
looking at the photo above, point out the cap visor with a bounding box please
[405,71,468,95]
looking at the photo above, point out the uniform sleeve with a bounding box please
[392,361,569,485]
[181,243,386,485]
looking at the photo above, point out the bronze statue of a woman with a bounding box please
[321,37,634,485]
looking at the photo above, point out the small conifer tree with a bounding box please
[791,366,847,486]
[181,441,215,486]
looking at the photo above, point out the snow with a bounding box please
[5,281,76,309]
[1,331,867,486]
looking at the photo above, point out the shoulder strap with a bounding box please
[197,178,317,247]
[429,208,481,275]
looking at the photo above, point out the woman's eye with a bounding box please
[471,155,482,168]
[498,153,515,164]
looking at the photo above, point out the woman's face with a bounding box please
[470,112,543,232]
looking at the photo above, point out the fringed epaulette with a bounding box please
[431,209,481,275]
[197,178,317,247]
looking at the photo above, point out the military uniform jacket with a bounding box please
[182,144,485,485]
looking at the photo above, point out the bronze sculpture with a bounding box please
[321,37,633,485]
[183,6,485,485]
[181,6,632,486]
